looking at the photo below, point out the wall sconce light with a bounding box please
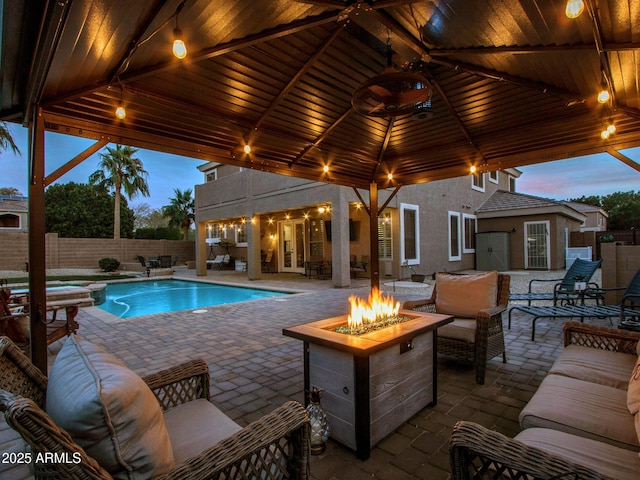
[269,234,275,241]
[565,0,584,18]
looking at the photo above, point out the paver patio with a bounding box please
[1,268,612,480]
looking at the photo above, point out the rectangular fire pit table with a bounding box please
[283,310,452,459]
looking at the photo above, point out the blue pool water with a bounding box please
[98,280,288,318]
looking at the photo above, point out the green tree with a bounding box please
[570,190,640,230]
[45,183,134,238]
[0,122,20,156]
[0,187,23,196]
[162,188,194,240]
[89,145,150,239]
[132,203,168,229]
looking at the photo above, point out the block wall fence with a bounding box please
[0,232,194,271]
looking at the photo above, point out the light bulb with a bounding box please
[470,165,477,174]
[173,28,187,59]
[607,123,616,134]
[565,0,584,18]
[387,173,393,180]
[600,129,610,140]
[115,105,126,119]
[243,144,251,154]
[323,165,329,173]
[597,89,610,104]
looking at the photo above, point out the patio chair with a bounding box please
[403,271,510,384]
[262,249,274,273]
[350,255,368,279]
[0,284,79,354]
[0,335,311,480]
[509,258,602,306]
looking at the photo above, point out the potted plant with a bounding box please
[409,266,425,283]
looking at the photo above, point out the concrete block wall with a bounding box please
[600,243,640,304]
[0,232,195,271]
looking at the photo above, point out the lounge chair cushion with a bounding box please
[514,427,640,480]
[628,355,640,415]
[163,398,242,464]
[435,271,498,318]
[437,318,476,343]
[550,344,637,390]
[519,374,639,451]
[46,336,175,479]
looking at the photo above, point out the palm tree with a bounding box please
[0,122,20,156]
[163,188,194,240]
[89,144,150,239]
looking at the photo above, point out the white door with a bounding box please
[279,220,305,273]
[524,221,550,269]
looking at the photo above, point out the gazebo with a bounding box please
[2,0,640,372]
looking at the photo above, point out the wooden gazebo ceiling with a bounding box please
[3,0,640,190]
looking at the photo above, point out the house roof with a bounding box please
[2,1,640,190]
[0,196,28,213]
[563,201,609,217]
[477,190,586,222]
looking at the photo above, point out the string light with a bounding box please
[387,173,393,180]
[597,89,610,104]
[243,144,251,154]
[323,165,329,173]
[470,165,477,174]
[173,28,187,59]
[565,0,584,18]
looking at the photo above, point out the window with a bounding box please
[509,175,516,192]
[206,168,218,182]
[378,213,392,260]
[463,214,477,253]
[489,171,498,183]
[400,203,419,265]
[309,218,324,257]
[448,211,461,261]
[0,213,21,229]
[235,223,247,245]
[210,223,224,239]
[471,172,485,192]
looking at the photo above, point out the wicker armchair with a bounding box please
[403,273,510,384]
[0,336,310,480]
[449,421,608,480]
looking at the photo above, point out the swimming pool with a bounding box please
[98,280,289,318]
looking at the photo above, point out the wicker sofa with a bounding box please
[0,335,310,480]
[450,321,640,479]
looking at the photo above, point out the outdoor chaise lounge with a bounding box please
[509,258,602,306]
[207,254,232,270]
[0,335,310,479]
[509,267,640,340]
[403,271,510,384]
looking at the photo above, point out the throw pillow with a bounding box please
[435,271,499,318]
[628,355,640,415]
[46,336,175,479]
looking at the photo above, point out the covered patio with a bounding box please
[3,0,640,371]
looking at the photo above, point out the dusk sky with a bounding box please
[2,123,639,207]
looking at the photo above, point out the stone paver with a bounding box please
[1,268,613,479]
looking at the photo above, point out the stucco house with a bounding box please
[563,201,608,232]
[476,190,587,270]
[0,195,28,233]
[194,165,522,286]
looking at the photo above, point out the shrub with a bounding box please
[98,258,120,272]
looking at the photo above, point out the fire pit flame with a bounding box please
[347,287,400,330]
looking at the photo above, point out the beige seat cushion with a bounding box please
[435,271,498,318]
[163,398,242,464]
[515,427,640,480]
[550,345,637,390]
[437,318,476,343]
[47,336,175,479]
[519,374,639,451]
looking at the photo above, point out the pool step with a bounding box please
[46,287,95,308]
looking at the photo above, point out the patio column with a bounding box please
[196,221,207,276]
[369,182,379,290]
[330,189,350,287]
[247,214,262,280]
[28,108,48,374]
